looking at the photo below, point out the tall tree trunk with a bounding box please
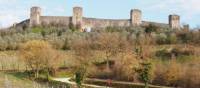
[106,55,110,73]
[35,69,39,78]
[145,82,149,88]
[106,60,110,72]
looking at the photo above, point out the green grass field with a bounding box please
[0,72,36,88]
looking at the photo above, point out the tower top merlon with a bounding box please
[31,6,41,8]
[31,6,41,10]
[131,9,142,13]
[30,6,41,14]
[73,6,83,10]
[169,14,180,19]
[169,14,179,16]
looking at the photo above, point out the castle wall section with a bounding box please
[83,17,130,28]
[142,21,169,28]
[40,16,72,26]
[27,6,182,30]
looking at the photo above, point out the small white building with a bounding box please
[83,26,92,32]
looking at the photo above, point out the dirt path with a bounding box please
[52,78,110,88]
[53,78,173,88]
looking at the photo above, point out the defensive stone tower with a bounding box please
[30,7,41,27]
[130,9,142,26]
[183,24,189,31]
[169,15,180,29]
[72,7,83,28]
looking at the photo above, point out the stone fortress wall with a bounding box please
[83,18,130,28]
[28,6,182,29]
[40,16,71,26]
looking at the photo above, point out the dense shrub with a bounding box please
[0,37,7,50]
[162,61,181,86]
[145,24,159,33]
[0,26,199,51]
[152,59,200,88]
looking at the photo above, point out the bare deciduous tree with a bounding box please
[20,40,60,78]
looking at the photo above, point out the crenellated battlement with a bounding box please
[28,6,183,30]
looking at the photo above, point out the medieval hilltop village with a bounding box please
[0,4,200,88]
[14,6,190,31]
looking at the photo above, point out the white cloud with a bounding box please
[149,0,200,16]
[138,0,200,27]
[0,0,17,4]
[0,14,20,28]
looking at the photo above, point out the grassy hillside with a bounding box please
[0,26,199,88]
[0,72,37,88]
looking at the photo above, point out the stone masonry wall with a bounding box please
[40,16,72,26]
[83,17,130,28]
[38,16,131,28]
[26,6,181,29]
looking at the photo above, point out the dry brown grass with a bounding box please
[153,58,200,88]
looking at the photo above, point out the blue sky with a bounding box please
[0,0,200,28]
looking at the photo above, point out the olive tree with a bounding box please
[20,40,60,78]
